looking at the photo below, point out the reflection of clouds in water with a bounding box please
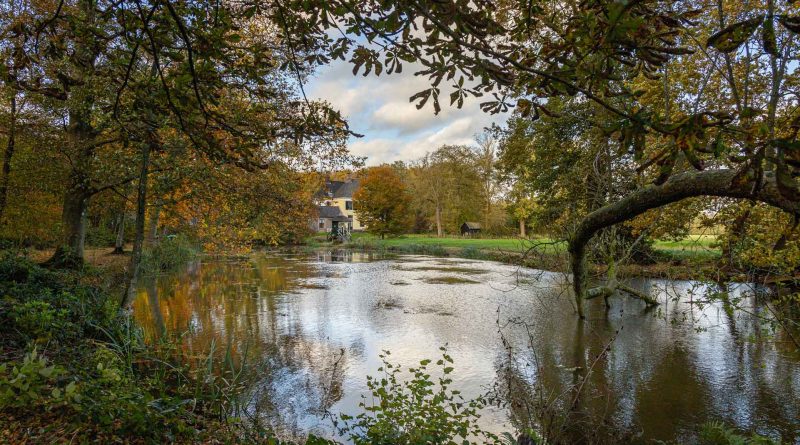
[133,253,800,443]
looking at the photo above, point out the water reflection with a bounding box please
[133,252,800,443]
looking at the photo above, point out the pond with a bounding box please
[132,251,800,443]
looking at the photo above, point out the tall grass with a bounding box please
[140,235,199,274]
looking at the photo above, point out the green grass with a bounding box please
[652,234,721,260]
[307,232,722,261]
[358,233,559,251]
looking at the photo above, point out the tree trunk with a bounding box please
[485,198,491,233]
[519,218,526,238]
[47,183,90,268]
[146,203,161,245]
[435,203,443,237]
[47,103,97,268]
[568,169,800,319]
[44,0,100,268]
[0,94,17,221]
[113,213,126,254]
[121,140,152,310]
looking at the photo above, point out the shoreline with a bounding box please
[291,243,759,283]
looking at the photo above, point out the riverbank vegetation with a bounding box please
[0,255,246,443]
[0,0,799,443]
[310,233,720,259]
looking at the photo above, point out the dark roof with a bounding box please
[331,179,359,198]
[315,178,360,201]
[462,222,482,230]
[317,206,350,222]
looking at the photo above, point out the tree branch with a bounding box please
[568,169,800,318]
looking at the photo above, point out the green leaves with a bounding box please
[0,348,77,410]
[351,47,383,77]
[707,16,764,53]
[336,347,499,444]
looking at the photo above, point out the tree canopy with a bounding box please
[353,165,412,239]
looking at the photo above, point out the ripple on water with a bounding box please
[132,252,800,443]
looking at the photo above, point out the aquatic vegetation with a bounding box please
[699,422,779,445]
[421,275,480,284]
[300,282,330,290]
[374,296,404,310]
[395,265,489,275]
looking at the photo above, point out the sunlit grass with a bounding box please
[652,234,720,260]
[307,232,721,260]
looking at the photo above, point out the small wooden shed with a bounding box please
[460,222,481,236]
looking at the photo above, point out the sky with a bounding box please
[306,60,509,166]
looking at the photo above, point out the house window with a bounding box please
[345,200,353,210]
[318,219,325,229]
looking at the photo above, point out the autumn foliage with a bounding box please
[353,166,412,239]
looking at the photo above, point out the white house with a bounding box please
[312,178,363,233]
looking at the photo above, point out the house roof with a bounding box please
[314,178,360,202]
[462,222,482,229]
[330,179,359,198]
[318,205,351,222]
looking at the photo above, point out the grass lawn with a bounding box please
[652,234,721,260]
[354,233,561,251]
[308,232,721,260]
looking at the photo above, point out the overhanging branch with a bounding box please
[568,168,800,318]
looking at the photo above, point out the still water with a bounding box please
[133,251,800,443]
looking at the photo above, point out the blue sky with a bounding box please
[306,59,509,166]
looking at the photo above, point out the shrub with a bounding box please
[0,348,80,410]
[86,222,117,248]
[460,246,487,259]
[0,254,117,345]
[8,300,71,341]
[336,348,499,445]
[140,235,199,273]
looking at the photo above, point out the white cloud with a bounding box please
[347,138,398,162]
[306,59,509,165]
[371,99,457,135]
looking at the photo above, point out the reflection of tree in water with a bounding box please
[132,255,348,438]
[494,319,630,444]
[494,283,800,443]
[132,254,800,442]
[248,336,347,438]
[313,250,386,263]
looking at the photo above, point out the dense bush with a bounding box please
[0,254,117,345]
[86,222,118,248]
[140,235,199,273]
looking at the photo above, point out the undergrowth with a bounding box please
[0,253,245,443]
[140,235,199,274]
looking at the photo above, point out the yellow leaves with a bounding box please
[158,160,314,253]
[354,166,413,236]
